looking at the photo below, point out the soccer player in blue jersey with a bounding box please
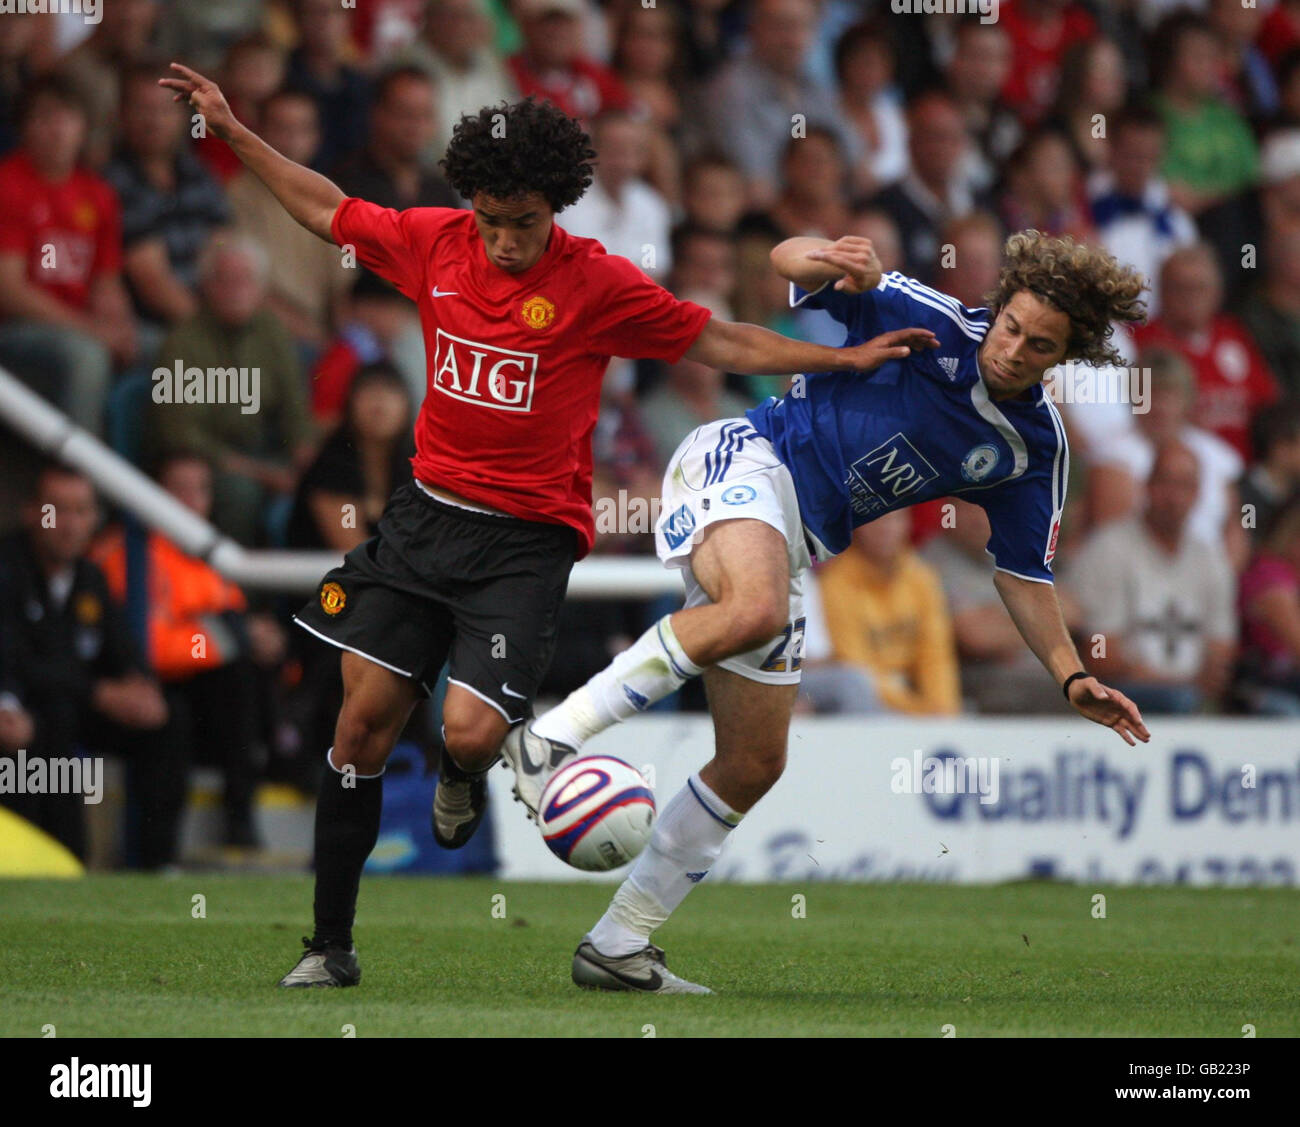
[502,229,1153,993]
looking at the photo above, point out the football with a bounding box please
[538,756,656,871]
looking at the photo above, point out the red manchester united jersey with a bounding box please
[331,199,712,558]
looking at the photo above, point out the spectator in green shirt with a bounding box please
[147,231,317,545]
[1151,11,1259,215]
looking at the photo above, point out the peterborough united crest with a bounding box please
[520,294,555,330]
[960,443,1000,483]
[320,581,347,615]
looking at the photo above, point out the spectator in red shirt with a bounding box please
[998,0,1098,128]
[1133,242,1281,461]
[0,75,136,437]
[507,0,629,123]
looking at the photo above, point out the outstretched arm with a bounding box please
[993,570,1151,745]
[771,235,884,294]
[159,63,344,243]
[684,319,937,375]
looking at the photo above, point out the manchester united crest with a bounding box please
[520,294,555,330]
[320,581,347,615]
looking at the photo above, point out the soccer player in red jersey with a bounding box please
[160,62,936,987]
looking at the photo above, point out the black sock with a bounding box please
[311,756,383,949]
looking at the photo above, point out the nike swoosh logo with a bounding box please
[517,727,547,775]
[431,287,458,297]
[501,683,527,699]
[589,953,662,991]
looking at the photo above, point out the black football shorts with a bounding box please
[294,481,577,723]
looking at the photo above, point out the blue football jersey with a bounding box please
[746,271,1069,583]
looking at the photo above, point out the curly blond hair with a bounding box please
[984,231,1147,367]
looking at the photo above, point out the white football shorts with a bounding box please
[653,417,817,685]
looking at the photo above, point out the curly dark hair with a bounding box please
[984,231,1148,367]
[440,97,595,212]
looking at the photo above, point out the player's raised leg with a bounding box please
[573,665,798,993]
[279,652,419,987]
[507,511,792,815]
[571,517,799,993]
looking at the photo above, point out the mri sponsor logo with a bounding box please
[845,432,938,517]
[661,503,696,550]
[432,328,537,412]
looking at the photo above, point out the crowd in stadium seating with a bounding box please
[8,0,1300,864]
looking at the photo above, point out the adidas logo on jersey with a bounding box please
[938,356,959,380]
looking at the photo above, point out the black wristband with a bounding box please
[1062,671,1089,701]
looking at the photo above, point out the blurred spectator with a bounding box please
[0,464,175,866]
[943,19,1021,197]
[934,211,1003,309]
[229,90,353,352]
[1086,346,1247,572]
[92,451,287,847]
[55,0,161,169]
[1199,128,1300,310]
[194,34,288,185]
[288,363,415,553]
[395,0,518,163]
[999,0,1098,127]
[0,14,43,158]
[1234,493,1300,714]
[696,0,856,209]
[668,223,736,312]
[676,0,740,81]
[105,64,231,345]
[507,0,629,123]
[352,0,427,60]
[1241,401,1300,545]
[560,110,672,279]
[814,510,961,716]
[923,497,1080,714]
[639,350,752,468]
[1088,106,1196,317]
[1262,0,1300,69]
[998,128,1096,244]
[146,233,317,546]
[1208,0,1276,123]
[1274,49,1300,130]
[1150,11,1258,214]
[611,0,680,132]
[834,19,908,199]
[1048,36,1127,176]
[332,66,459,210]
[1070,439,1237,714]
[681,152,747,235]
[0,75,135,437]
[284,0,373,172]
[848,206,904,274]
[1238,225,1300,396]
[310,269,426,424]
[1132,243,1280,461]
[867,91,979,283]
[761,128,851,240]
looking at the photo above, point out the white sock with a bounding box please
[533,615,703,749]
[587,772,741,957]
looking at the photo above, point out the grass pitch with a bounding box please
[2,876,1297,1037]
